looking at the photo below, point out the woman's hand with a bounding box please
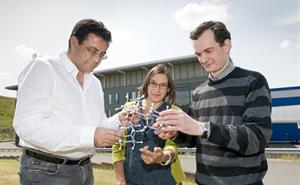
[139,146,172,165]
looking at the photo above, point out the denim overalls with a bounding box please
[124,100,176,185]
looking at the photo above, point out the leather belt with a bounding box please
[24,149,91,166]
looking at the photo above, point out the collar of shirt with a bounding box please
[59,52,93,91]
[59,52,79,79]
[208,62,236,81]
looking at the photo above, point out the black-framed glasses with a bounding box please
[85,46,107,60]
[148,80,168,90]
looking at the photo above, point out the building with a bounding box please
[94,55,208,116]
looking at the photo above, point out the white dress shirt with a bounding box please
[13,52,120,159]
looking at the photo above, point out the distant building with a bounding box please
[94,55,208,116]
[6,55,300,143]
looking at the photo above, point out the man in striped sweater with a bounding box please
[155,21,272,185]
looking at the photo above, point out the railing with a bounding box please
[1,147,300,157]
[101,147,300,156]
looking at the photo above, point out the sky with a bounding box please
[0,0,299,97]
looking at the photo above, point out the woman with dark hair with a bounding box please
[112,64,184,185]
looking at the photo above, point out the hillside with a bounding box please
[0,96,16,141]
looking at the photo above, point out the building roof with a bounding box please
[94,55,197,74]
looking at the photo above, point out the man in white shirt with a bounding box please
[13,19,126,185]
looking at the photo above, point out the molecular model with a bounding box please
[115,95,169,150]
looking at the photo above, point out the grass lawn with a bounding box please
[0,96,16,141]
[0,159,196,185]
[0,159,19,185]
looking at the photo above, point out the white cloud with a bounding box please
[278,40,291,49]
[15,44,39,59]
[174,2,231,31]
[275,9,300,26]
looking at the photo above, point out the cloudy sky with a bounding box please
[0,0,299,97]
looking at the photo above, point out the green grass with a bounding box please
[0,159,196,185]
[0,159,19,185]
[0,96,16,141]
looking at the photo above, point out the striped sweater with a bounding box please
[177,67,272,185]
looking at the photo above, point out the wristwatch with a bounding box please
[202,121,210,139]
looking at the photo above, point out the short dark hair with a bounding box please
[68,19,112,49]
[190,21,231,46]
[138,64,176,104]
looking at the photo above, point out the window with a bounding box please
[132,91,136,99]
[108,94,112,105]
[115,93,119,104]
[126,92,130,101]
[175,86,191,113]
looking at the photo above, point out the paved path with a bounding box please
[2,142,300,185]
[92,153,300,185]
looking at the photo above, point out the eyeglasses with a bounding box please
[85,46,108,60]
[148,80,168,90]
